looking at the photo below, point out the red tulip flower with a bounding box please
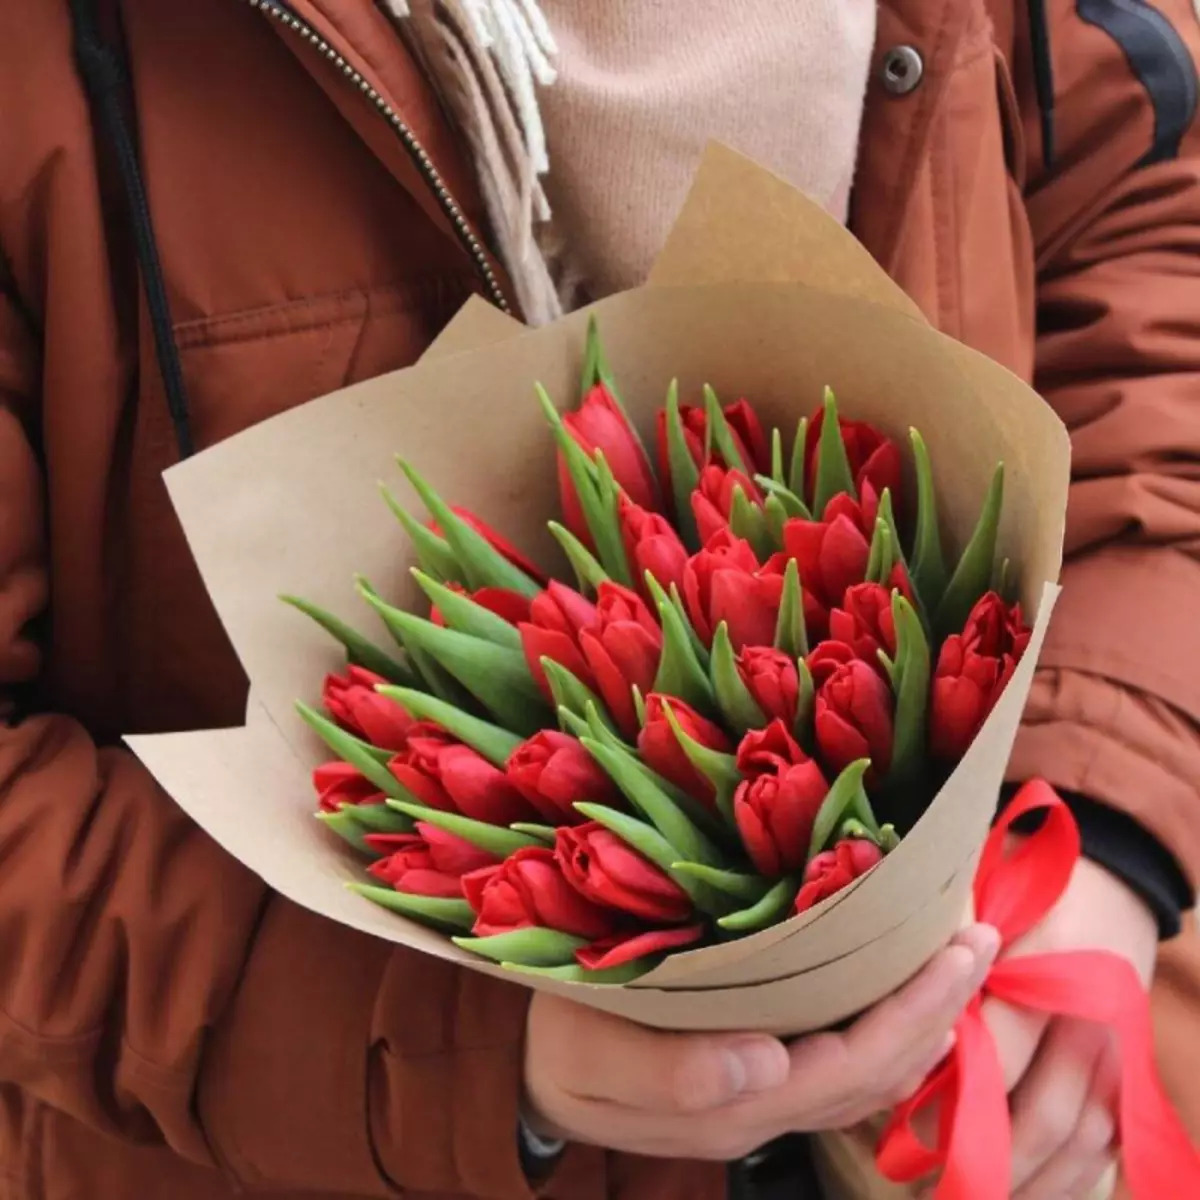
[805,640,859,688]
[782,493,874,640]
[930,592,1031,761]
[313,760,384,813]
[691,464,764,546]
[794,839,884,914]
[737,647,800,726]
[430,584,533,629]
[463,846,621,939]
[506,730,622,824]
[323,666,413,751]
[389,724,536,825]
[814,659,895,782]
[556,822,693,923]
[521,581,661,737]
[638,693,733,805]
[619,494,689,596]
[576,924,707,972]
[366,823,499,898]
[804,409,903,510]
[558,383,659,544]
[828,582,898,663]
[733,721,830,877]
[683,530,784,649]
[656,396,769,490]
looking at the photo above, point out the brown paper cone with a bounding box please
[127,148,1068,1039]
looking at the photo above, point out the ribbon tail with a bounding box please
[990,953,1200,1198]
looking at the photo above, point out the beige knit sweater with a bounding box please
[388,1,877,322]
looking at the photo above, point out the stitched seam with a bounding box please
[173,283,420,336]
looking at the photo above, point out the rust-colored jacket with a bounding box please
[1,3,1199,1199]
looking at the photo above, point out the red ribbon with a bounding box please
[875,780,1200,1198]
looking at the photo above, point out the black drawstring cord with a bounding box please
[68,0,196,459]
[1027,0,1057,168]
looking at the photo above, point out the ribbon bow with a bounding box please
[875,780,1200,1198]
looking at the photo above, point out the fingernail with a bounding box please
[727,1038,789,1094]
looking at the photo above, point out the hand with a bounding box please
[981,853,1157,1199]
[523,923,999,1162]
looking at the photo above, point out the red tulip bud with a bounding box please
[814,660,894,782]
[794,839,884,914]
[930,593,1031,761]
[736,647,800,726]
[463,846,621,939]
[556,822,693,923]
[683,530,783,649]
[638,693,733,805]
[506,730,623,825]
[323,666,413,750]
[366,823,499,898]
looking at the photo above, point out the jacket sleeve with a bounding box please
[1007,0,1200,897]
[0,285,539,1196]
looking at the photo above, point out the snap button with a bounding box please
[880,45,924,96]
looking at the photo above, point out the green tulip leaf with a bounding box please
[717,875,800,934]
[510,823,558,845]
[375,686,522,767]
[379,484,462,584]
[387,799,541,858]
[317,809,373,854]
[281,593,415,685]
[652,595,718,717]
[454,928,587,967]
[410,569,523,650]
[888,594,932,784]
[788,415,810,503]
[297,702,404,798]
[793,657,816,751]
[770,427,786,485]
[935,462,1005,640]
[664,379,701,549]
[729,486,773,560]
[702,385,750,476]
[366,604,549,735]
[643,573,709,668]
[670,862,770,903]
[659,699,741,828]
[396,459,540,598]
[763,494,789,549]
[710,621,767,735]
[812,388,856,516]
[754,475,813,521]
[349,884,476,933]
[579,739,723,867]
[548,521,610,593]
[541,659,616,734]
[807,759,875,861]
[774,557,809,658]
[908,429,948,612]
[503,958,658,985]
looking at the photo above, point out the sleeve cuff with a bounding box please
[518,1114,566,1183]
[999,784,1191,940]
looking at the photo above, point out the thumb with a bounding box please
[548,1000,789,1113]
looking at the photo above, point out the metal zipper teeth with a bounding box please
[247,0,510,314]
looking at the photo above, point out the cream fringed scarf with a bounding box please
[380,1,877,325]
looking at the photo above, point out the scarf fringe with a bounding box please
[381,0,562,325]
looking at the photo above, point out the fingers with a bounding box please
[1009,1020,1116,1197]
[529,992,789,1116]
[774,924,999,1130]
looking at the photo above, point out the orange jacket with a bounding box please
[0,2,1198,1199]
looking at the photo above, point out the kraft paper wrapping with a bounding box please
[127,148,1068,1053]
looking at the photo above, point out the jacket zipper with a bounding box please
[245,0,511,313]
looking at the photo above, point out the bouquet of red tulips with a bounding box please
[133,151,1137,1197]
[292,319,1033,987]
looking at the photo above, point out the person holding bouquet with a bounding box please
[0,3,1196,1199]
